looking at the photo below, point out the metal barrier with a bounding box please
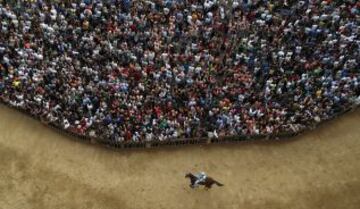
[0,99,357,149]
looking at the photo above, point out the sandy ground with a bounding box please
[0,104,359,209]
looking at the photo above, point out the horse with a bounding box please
[185,173,224,189]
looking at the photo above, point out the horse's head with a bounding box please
[185,173,193,178]
[185,173,196,187]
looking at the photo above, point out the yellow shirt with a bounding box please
[316,90,322,98]
[13,81,20,87]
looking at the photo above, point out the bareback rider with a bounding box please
[193,171,207,187]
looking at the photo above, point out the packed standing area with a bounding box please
[0,0,359,145]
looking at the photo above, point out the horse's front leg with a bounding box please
[190,181,198,188]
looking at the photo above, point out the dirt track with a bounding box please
[0,104,359,209]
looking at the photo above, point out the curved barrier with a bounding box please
[0,98,357,149]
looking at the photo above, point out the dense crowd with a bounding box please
[0,0,359,143]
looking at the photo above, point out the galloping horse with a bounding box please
[185,173,224,189]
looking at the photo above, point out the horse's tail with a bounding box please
[214,181,224,187]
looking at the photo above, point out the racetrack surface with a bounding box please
[0,104,359,209]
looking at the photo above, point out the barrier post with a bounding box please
[90,138,97,144]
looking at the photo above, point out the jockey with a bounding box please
[193,172,207,187]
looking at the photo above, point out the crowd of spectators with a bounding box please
[0,0,359,143]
